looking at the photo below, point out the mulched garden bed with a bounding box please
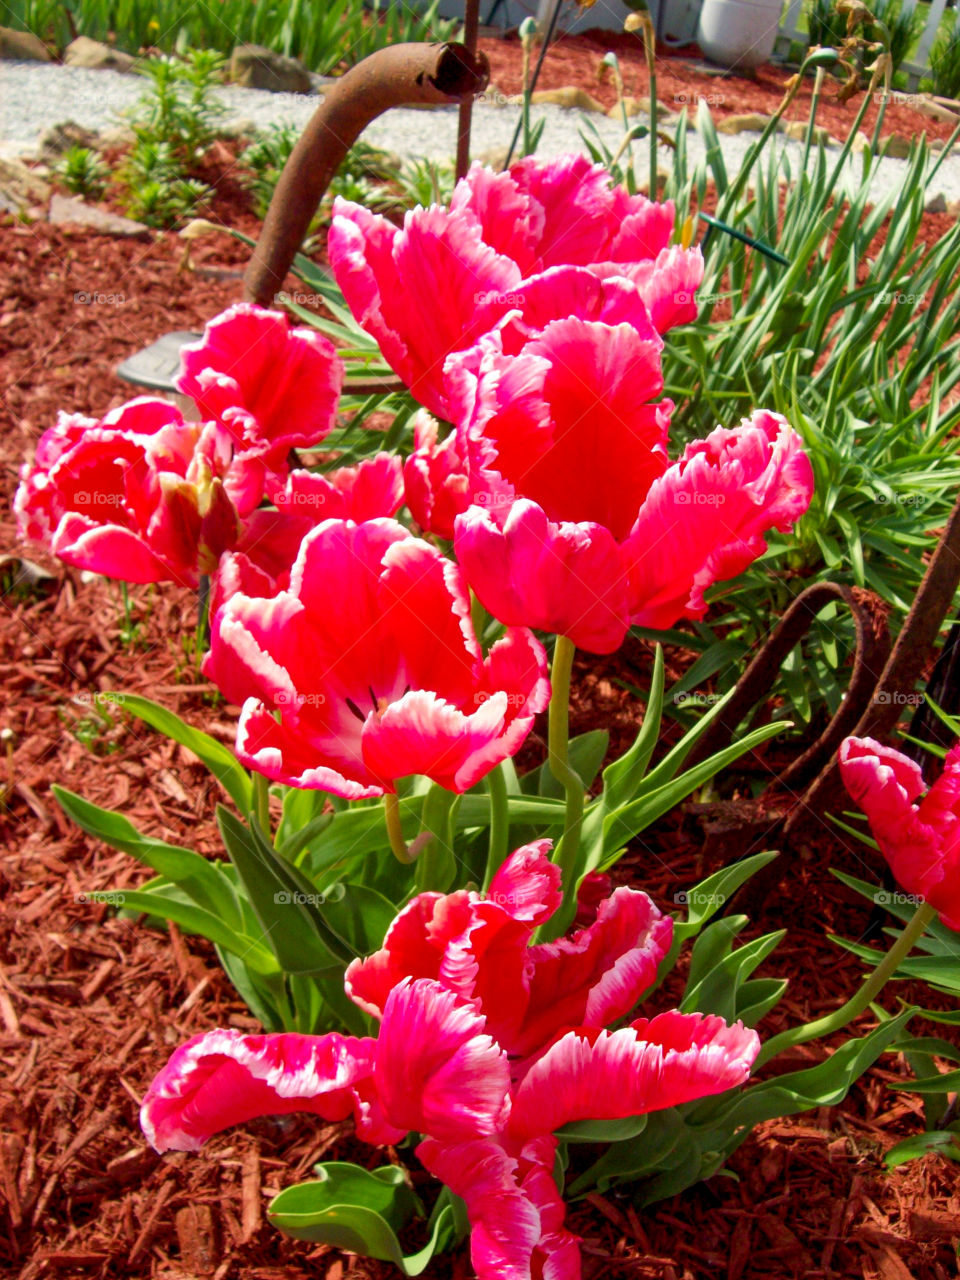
[479,28,960,147]
[1,193,958,1278]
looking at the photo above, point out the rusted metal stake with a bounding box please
[456,0,481,181]
[244,40,489,309]
[786,488,960,844]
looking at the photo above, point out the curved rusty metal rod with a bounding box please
[684,582,889,789]
[244,40,489,311]
[785,488,960,845]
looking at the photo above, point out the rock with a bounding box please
[64,36,136,72]
[947,199,960,218]
[851,130,872,154]
[933,94,960,114]
[0,26,51,61]
[48,193,149,237]
[229,43,312,94]
[529,85,606,113]
[0,156,50,214]
[476,84,511,108]
[215,117,257,140]
[475,145,510,170]
[915,93,960,124]
[612,95,673,119]
[884,133,912,160]
[718,112,773,134]
[96,125,136,151]
[782,120,832,144]
[925,192,947,214]
[39,121,100,162]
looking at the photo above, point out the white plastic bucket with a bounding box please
[697,0,783,70]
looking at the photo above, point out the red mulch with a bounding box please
[1,170,959,1279]
[479,28,958,146]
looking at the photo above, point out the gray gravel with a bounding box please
[2,60,958,207]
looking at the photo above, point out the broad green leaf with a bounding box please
[115,693,252,812]
[884,1131,960,1168]
[54,785,243,929]
[268,1163,452,1276]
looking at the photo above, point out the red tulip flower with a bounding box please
[328,154,702,421]
[15,397,243,587]
[839,736,960,930]
[203,519,550,797]
[451,300,814,654]
[141,844,760,1280]
[177,302,344,470]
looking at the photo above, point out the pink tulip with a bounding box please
[839,737,960,930]
[328,155,702,420]
[402,412,472,540]
[15,398,242,587]
[452,308,814,653]
[202,519,550,797]
[623,410,816,631]
[269,453,403,524]
[141,845,760,1280]
[177,303,344,466]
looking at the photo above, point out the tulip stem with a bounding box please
[755,900,937,1068]
[548,636,584,890]
[253,773,271,840]
[482,764,510,891]
[384,792,416,864]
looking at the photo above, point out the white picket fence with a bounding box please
[774,0,948,88]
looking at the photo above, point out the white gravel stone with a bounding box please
[2,60,957,208]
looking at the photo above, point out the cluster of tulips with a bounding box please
[17,154,954,1279]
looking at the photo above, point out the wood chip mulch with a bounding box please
[1,201,958,1279]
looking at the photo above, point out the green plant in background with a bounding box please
[238,123,301,220]
[54,146,109,200]
[642,44,960,724]
[806,0,848,52]
[867,0,926,76]
[930,13,960,98]
[118,50,225,227]
[3,0,457,72]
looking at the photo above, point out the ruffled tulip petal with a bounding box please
[375,979,511,1141]
[272,455,404,525]
[177,303,343,457]
[329,199,520,419]
[418,1136,580,1280]
[839,737,960,930]
[403,412,473,540]
[494,266,659,357]
[506,888,673,1055]
[51,515,179,583]
[140,1026,402,1154]
[507,1012,760,1140]
[455,499,630,655]
[487,840,561,924]
[612,244,705,333]
[624,410,814,630]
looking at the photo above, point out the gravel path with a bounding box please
[2,60,958,205]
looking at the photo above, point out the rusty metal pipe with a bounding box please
[244,41,489,309]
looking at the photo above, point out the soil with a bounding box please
[479,28,960,147]
[1,110,959,1280]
